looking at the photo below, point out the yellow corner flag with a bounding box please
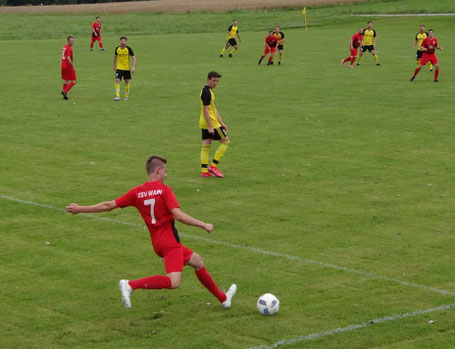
[302,7,308,30]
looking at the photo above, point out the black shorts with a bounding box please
[227,38,237,47]
[416,50,423,59]
[362,45,375,52]
[201,127,227,140]
[115,69,131,81]
[277,45,284,51]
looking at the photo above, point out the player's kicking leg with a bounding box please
[220,42,229,57]
[186,252,237,308]
[208,136,230,178]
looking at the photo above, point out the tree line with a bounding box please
[1,0,141,5]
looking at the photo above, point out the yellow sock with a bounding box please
[357,55,362,62]
[416,60,420,67]
[220,47,226,55]
[430,63,434,70]
[125,83,130,97]
[279,54,283,62]
[374,54,379,63]
[230,48,237,55]
[115,82,120,97]
[212,141,230,166]
[201,144,210,173]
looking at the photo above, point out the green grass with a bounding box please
[1,1,455,348]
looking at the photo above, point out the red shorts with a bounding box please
[61,66,76,81]
[420,53,438,66]
[263,46,277,55]
[91,35,102,43]
[159,244,194,273]
[350,48,358,56]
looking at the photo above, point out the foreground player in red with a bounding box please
[66,155,237,310]
[258,31,279,66]
[90,16,104,51]
[61,36,76,100]
[341,29,363,68]
[410,29,442,82]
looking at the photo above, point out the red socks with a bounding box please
[128,275,172,290]
[413,67,421,78]
[434,68,439,81]
[63,82,75,93]
[195,267,227,303]
[62,84,67,91]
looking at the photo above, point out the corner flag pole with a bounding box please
[302,7,308,30]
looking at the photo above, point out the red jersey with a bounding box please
[92,22,101,37]
[61,45,73,67]
[265,35,278,48]
[421,37,438,54]
[351,33,363,48]
[115,181,181,254]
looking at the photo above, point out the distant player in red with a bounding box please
[341,29,363,68]
[61,36,76,100]
[258,31,279,66]
[90,16,104,51]
[66,155,237,310]
[410,29,442,82]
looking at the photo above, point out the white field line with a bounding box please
[249,301,455,348]
[350,13,455,17]
[2,194,455,298]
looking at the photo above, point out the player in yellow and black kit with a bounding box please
[414,24,433,71]
[220,19,242,58]
[274,26,286,65]
[199,71,230,178]
[113,36,136,101]
[357,21,381,66]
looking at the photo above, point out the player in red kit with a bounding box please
[90,16,104,51]
[258,31,279,66]
[410,29,442,82]
[61,36,76,100]
[341,29,363,68]
[66,155,237,310]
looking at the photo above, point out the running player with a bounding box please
[90,16,104,51]
[113,37,136,101]
[66,155,237,310]
[220,19,242,58]
[410,29,442,82]
[274,26,285,65]
[200,71,230,178]
[357,21,380,66]
[341,29,363,68]
[61,36,76,100]
[258,31,279,66]
[414,24,433,71]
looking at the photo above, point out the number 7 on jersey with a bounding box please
[144,199,156,224]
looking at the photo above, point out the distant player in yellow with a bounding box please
[414,24,433,71]
[113,36,136,101]
[220,19,242,58]
[357,21,380,66]
[199,71,230,178]
[274,26,286,65]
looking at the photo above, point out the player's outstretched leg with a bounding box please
[410,65,423,81]
[258,55,265,65]
[434,64,439,82]
[209,140,229,178]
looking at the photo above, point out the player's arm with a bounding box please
[66,55,73,67]
[171,208,213,233]
[350,37,354,50]
[436,40,443,50]
[203,105,214,134]
[113,55,117,71]
[215,106,227,131]
[131,55,136,73]
[373,30,377,46]
[66,200,118,214]
[237,32,242,42]
[92,25,98,36]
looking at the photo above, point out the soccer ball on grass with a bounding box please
[257,293,280,315]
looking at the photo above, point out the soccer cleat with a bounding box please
[356,62,360,66]
[349,65,354,69]
[340,59,344,66]
[228,53,232,57]
[430,69,433,72]
[219,54,223,58]
[434,80,439,82]
[201,171,214,178]
[90,48,93,51]
[376,63,381,66]
[258,59,262,65]
[208,165,224,178]
[278,61,281,65]
[101,48,105,51]
[410,77,415,81]
[118,279,132,309]
[124,97,129,101]
[61,91,68,100]
[114,96,121,101]
[222,284,237,309]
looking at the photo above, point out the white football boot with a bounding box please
[118,279,133,309]
[222,284,237,309]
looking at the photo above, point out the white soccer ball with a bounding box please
[257,293,280,315]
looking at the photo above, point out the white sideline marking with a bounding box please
[2,194,455,297]
[249,302,455,348]
[351,13,455,17]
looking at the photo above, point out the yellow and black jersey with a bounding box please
[114,45,135,70]
[199,85,221,129]
[362,28,376,46]
[275,31,285,45]
[415,32,428,51]
[226,25,239,40]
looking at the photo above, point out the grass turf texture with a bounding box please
[2,1,455,348]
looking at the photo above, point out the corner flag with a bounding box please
[302,7,308,30]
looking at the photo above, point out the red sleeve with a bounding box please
[92,23,96,29]
[115,188,137,208]
[67,47,72,57]
[163,187,180,211]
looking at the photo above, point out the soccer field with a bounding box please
[2,1,455,348]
